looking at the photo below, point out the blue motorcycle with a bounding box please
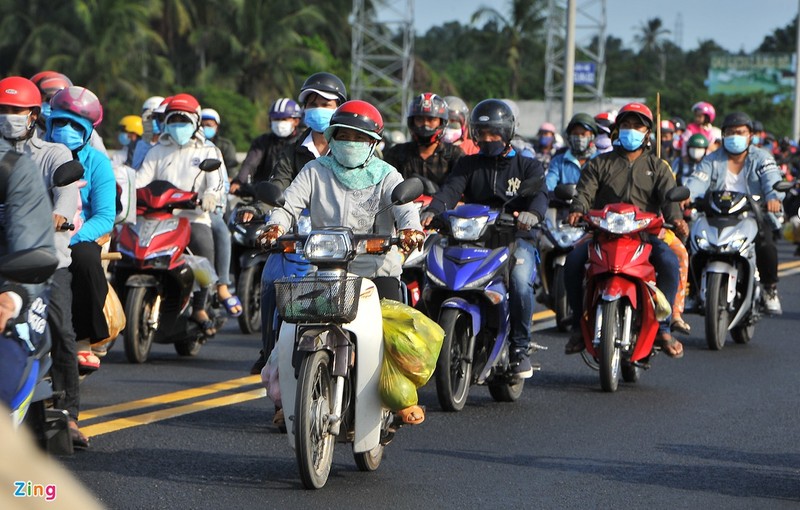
[423,203,533,411]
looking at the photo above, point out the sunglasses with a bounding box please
[52,118,85,131]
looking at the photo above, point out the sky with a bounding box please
[411,0,797,54]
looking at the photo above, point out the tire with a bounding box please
[488,376,524,403]
[553,265,572,332]
[174,339,202,356]
[731,322,754,344]
[621,362,640,383]
[295,351,335,490]
[353,445,384,472]
[435,309,472,412]
[598,301,621,392]
[123,286,157,364]
[237,264,262,335]
[704,273,730,351]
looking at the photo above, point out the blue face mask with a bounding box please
[538,135,553,147]
[118,132,131,147]
[304,107,335,133]
[50,124,86,150]
[618,129,646,151]
[40,102,51,120]
[202,126,217,140]
[166,122,195,146]
[329,139,374,168]
[152,119,161,135]
[723,135,749,155]
[751,135,761,145]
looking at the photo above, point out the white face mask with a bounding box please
[688,147,706,161]
[0,113,32,140]
[442,127,462,144]
[271,120,294,138]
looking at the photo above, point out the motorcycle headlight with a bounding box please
[694,235,711,251]
[724,237,746,253]
[554,225,584,248]
[449,216,489,241]
[144,247,178,268]
[425,269,446,287]
[597,211,651,234]
[303,231,351,262]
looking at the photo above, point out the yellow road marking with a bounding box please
[81,375,260,420]
[533,310,555,321]
[82,388,265,437]
[778,259,800,270]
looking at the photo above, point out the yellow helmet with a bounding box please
[119,115,144,136]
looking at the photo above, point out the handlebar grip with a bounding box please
[59,222,75,231]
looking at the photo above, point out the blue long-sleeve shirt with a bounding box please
[545,150,589,191]
[71,145,116,245]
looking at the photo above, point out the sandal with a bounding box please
[564,331,585,355]
[77,350,100,374]
[273,407,287,433]
[670,317,691,335]
[397,405,425,425]
[655,332,684,359]
[68,420,90,450]
[221,295,243,318]
[190,314,217,337]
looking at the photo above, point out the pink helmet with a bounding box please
[50,86,103,127]
[691,101,715,124]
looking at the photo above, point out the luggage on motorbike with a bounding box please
[262,346,281,407]
[184,255,218,289]
[379,299,444,411]
[92,282,126,348]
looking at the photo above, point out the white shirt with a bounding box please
[723,169,748,194]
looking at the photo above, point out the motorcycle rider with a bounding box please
[563,102,688,358]
[681,101,715,157]
[116,115,143,167]
[200,108,238,178]
[534,122,558,169]
[136,93,229,334]
[545,112,597,191]
[594,112,616,154]
[421,99,548,379]
[0,77,87,447]
[659,120,679,162]
[132,95,166,170]
[383,92,464,187]
[230,98,303,194]
[683,112,785,315]
[673,133,709,186]
[442,95,479,155]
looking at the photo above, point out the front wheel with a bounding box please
[237,264,262,334]
[353,445,384,472]
[123,286,157,363]
[435,309,472,412]
[705,273,730,350]
[598,301,622,392]
[295,351,335,490]
[488,376,524,402]
[175,339,202,356]
[553,266,572,332]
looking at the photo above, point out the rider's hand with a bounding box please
[399,229,425,253]
[201,191,218,213]
[236,206,257,224]
[567,212,583,226]
[229,181,241,195]
[680,198,692,210]
[767,198,782,213]
[516,211,539,231]
[420,211,435,227]
[0,292,19,332]
[257,225,285,250]
[672,218,689,239]
[53,214,67,231]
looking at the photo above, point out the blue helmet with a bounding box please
[269,98,302,120]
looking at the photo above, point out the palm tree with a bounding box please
[634,17,670,82]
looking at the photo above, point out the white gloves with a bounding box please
[201,191,218,213]
[517,211,539,230]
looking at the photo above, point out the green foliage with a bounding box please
[186,86,259,151]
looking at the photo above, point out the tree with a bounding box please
[634,17,670,82]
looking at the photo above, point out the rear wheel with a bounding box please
[553,266,572,332]
[174,339,202,356]
[237,264,262,334]
[731,322,755,344]
[435,309,472,412]
[705,273,730,350]
[123,286,157,363]
[295,351,335,490]
[353,445,384,472]
[488,374,524,402]
[598,301,621,392]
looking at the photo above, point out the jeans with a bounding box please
[210,209,232,287]
[509,239,538,350]
[49,268,80,421]
[565,235,679,333]
[189,223,215,310]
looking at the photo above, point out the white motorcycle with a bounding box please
[258,177,423,490]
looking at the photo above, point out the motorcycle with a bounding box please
[401,179,440,310]
[567,185,689,392]
[535,184,586,331]
[257,177,423,490]
[688,181,792,350]
[423,179,540,412]
[114,159,226,363]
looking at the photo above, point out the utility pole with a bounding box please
[563,0,576,126]
[794,1,800,141]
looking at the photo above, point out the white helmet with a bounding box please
[201,108,221,125]
[142,96,165,113]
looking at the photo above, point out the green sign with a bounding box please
[707,53,795,96]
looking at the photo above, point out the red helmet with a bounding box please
[50,86,103,127]
[166,93,200,115]
[616,102,653,129]
[29,71,72,101]
[0,77,42,108]
[691,101,716,124]
[660,120,675,133]
[324,100,384,141]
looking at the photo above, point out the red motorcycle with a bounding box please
[113,159,225,363]
[571,187,688,392]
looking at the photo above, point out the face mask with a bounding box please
[40,102,51,120]
[304,107,335,133]
[538,135,553,146]
[118,132,131,147]
[723,135,749,155]
[594,134,611,151]
[618,129,646,151]
[271,120,294,138]
[329,139,374,168]
[50,124,86,150]
[0,113,32,139]
[751,135,761,145]
[152,119,161,135]
[166,122,195,146]
[568,135,594,156]
[442,127,462,144]
[477,140,507,157]
[688,148,706,161]
[202,126,217,140]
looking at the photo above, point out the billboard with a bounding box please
[707,53,795,96]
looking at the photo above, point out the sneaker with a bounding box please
[250,350,267,375]
[510,348,534,379]
[762,285,782,315]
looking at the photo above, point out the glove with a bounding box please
[420,211,435,227]
[399,229,425,253]
[567,212,583,226]
[201,191,218,213]
[516,211,540,230]
[257,225,285,250]
[236,206,259,224]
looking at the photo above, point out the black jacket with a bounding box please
[235,131,301,185]
[382,141,463,187]
[268,128,317,191]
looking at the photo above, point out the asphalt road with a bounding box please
[58,243,800,509]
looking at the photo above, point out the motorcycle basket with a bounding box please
[275,274,362,323]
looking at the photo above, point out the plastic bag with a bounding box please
[184,255,218,290]
[379,299,444,411]
[92,283,126,348]
[261,346,281,407]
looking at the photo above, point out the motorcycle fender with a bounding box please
[239,250,268,269]
[597,275,638,309]
[124,274,159,288]
[705,262,738,304]
[552,254,567,267]
[277,322,299,449]
[441,297,482,337]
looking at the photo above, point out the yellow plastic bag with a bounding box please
[379,299,444,411]
[92,283,126,348]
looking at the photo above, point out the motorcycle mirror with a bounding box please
[0,247,58,284]
[51,160,84,188]
[553,183,577,201]
[773,180,794,193]
[417,176,439,196]
[198,159,222,172]
[391,177,424,205]
[665,186,690,202]
[255,181,285,208]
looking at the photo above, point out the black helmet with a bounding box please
[298,72,347,106]
[566,112,598,135]
[469,99,515,144]
[752,120,764,132]
[671,116,686,131]
[721,112,753,132]
[406,92,449,145]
